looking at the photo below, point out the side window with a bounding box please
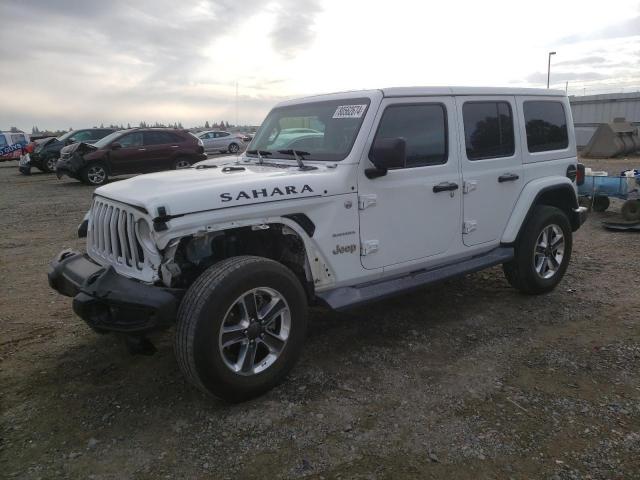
[219,132,230,138]
[94,130,112,139]
[463,101,515,160]
[118,132,143,148]
[0,135,7,147]
[11,134,26,144]
[373,104,447,168]
[144,132,174,145]
[72,131,93,142]
[523,101,568,153]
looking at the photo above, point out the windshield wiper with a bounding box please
[246,149,272,165]
[277,149,311,170]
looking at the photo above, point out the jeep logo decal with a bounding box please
[332,244,357,255]
[220,184,314,202]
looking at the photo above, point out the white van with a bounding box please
[0,131,30,161]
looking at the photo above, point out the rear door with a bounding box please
[456,96,523,246]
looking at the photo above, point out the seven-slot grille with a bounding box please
[87,197,146,272]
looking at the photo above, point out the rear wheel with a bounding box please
[80,162,108,186]
[174,157,191,169]
[503,205,572,294]
[228,143,240,154]
[621,199,640,221]
[175,256,308,402]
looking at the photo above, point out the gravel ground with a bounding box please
[1,156,639,479]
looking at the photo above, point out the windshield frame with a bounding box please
[246,97,371,162]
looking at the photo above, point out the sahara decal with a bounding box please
[220,184,314,202]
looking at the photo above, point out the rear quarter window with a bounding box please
[523,101,568,153]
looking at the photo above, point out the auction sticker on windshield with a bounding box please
[333,104,367,119]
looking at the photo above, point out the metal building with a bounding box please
[569,92,640,147]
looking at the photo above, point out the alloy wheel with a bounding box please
[87,166,106,185]
[218,287,291,376]
[533,224,564,279]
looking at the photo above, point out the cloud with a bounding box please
[525,71,609,84]
[559,16,640,43]
[270,0,322,58]
[0,0,323,129]
[555,56,607,66]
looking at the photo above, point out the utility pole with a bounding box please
[547,51,556,88]
[235,81,238,127]
[565,81,568,94]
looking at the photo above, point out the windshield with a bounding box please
[246,98,371,161]
[56,130,75,142]
[92,130,125,149]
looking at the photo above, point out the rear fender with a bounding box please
[501,177,578,244]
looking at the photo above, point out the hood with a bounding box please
[95,160,348,218]
[61,141,96,155]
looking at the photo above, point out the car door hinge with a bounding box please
[462,220,477,234]
[358,194,377,210]
[463,181,477,194]
[360,240,379,256]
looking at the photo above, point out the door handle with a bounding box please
[138,148,146,151]
[498,173,519,183]
[171,145,179,148]
[433,182,459,193]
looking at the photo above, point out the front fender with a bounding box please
[501,176,577,244]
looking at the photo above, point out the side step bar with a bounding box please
[317,247,514,311]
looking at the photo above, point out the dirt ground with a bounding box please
[1,156,639,480]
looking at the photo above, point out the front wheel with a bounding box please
[41,155,58,173]
[228,143,239,154]
[175,256,308,402]
[80,163,108,186]
[503,205,572,294]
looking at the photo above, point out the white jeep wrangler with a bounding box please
[49,87,587,402]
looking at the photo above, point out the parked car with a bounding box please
[197,130,244,153]
[49,87,587,402]
[0,131,30,162]
[265,127,324,150]
[55,128,207,185]
[22,128,116,173]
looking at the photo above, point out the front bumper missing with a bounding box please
[48,250,183,333]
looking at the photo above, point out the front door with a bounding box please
[455,96,523,246]
[358,97,462,270]
[108,132,144,174]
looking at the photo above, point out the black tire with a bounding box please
[173,157,192,169]
[41,155,58,173]
[503,205,572,295]
[621,200,640,221]
[80,162,108,186]
[175,256,308,402]
[592,195,610,212]
[228,143,239,154]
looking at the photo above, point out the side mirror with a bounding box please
[366,137,406,178]
[66,139,76,145]
[111,142,122,150]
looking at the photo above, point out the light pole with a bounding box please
[547,51,556,88]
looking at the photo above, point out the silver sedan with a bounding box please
[197,131,245,154]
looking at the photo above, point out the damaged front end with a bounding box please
[56,142,97,179]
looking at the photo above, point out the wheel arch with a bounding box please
[159,214,331,301]
[502,177,579,244]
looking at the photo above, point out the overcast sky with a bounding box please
[1,0,638,131]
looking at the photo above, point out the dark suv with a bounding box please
[23,128,116,174]
[56,128,207,186]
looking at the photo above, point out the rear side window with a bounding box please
[463,101,514,160]
[144,131,176,145]
[0,135,7,147]
[374,104,447,168]
[11,134,26,144]
[523,101,568,153]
